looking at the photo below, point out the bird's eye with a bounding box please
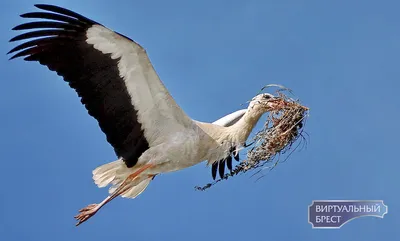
[263,95,271,99]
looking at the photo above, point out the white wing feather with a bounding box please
[212,109,247,127]
[86,25,193,145]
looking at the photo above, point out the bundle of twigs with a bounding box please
[195,86,309,191]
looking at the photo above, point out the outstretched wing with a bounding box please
[212,109,246,127]
[8,4,192,168]
[209,109,246,179]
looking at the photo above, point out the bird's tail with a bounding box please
[92,159,152,199]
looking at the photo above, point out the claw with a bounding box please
[74,164,154,226]
[75,203,99,226]
[78,203,97,212]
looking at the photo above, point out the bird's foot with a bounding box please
[75,203,98,226]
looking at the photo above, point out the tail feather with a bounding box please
[94,168,117,188]
[121,177,152,198]
[92,159,152,199]
[92,160,120,175]
[92,159,122,188]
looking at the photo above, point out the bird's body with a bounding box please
[8,4,280,226]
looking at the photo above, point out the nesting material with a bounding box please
[195,88,309,191]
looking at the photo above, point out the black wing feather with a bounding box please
[233,151,240,162]
[20,12,88,27]
[12,21,81,31]
[211,146,241,179]
[219,159,226,179]
[212,162,218,180]
[34,4,96,24]
[8,4,149,168]
[226,155,233,172]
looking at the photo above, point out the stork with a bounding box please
[8,4,281,226]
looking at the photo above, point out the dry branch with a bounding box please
[195,88,309,191]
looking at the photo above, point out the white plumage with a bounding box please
[8,4,280,226]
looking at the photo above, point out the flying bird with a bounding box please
[8,4,281,226]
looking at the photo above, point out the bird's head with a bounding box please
[248,93,281,114]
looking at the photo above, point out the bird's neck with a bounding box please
[228,108,263,145]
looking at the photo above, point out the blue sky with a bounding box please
[0,0,398,240]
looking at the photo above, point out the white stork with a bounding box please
[8,4,280,226]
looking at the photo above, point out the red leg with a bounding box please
[74,164,153,226]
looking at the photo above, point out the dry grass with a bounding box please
[195,86,309,191]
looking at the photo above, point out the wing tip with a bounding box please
[211,162,218,180]
[34,3,60,11]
